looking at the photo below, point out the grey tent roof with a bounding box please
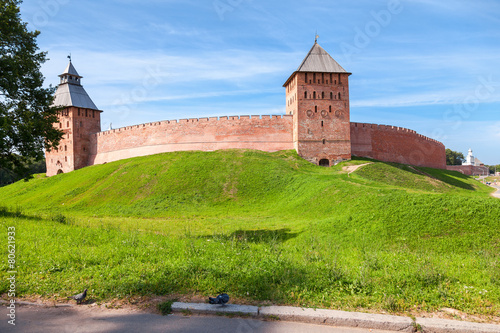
[53,83,98,109]
[60,61,81,78]
[297,42,349,73]
[52,61,99,110]
[283,42,350,86]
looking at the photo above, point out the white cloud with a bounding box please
[148,22,204,37]
[44,48,297,86]
[352,88,500,108]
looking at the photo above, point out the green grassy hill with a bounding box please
[1,150,499,317]
[0,149,492,217]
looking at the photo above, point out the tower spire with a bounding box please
[53,60,98,110]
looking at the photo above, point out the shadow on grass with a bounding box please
[0,206,74,225]
[418,168,476,191]
[0,206,39,220]
[353,158,476,191]
[200,228,301,244]
[93,256,374,309]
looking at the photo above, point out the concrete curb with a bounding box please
[417,317,500,333]
[259,306,414,332]
[172,302,259,317]
[171,302,500,333]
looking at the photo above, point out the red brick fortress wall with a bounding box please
[350,122,446,169]
[89,115,294,165]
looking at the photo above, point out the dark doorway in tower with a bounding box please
[57,169,64,175]
[319,159,330,167]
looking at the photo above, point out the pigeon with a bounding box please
[68,289,87,304]
[208,293,229,306]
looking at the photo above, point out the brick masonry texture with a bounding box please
[286,72,352,165]
[47,111,446,175]
[88,115,294,166]
[350,122,446,169]
[46,106,101,176]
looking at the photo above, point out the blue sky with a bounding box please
[20,0,500,164]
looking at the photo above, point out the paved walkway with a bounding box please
[0,304,396,333]
[342,163,372,176]
[490,184,500,198]
[171,302,500,333]
[4,301,498,333]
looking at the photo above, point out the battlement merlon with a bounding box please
[94,115,293,137]
[350,122,445,148]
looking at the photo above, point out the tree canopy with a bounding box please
[487,165,500,175]
[445,149,465,166]
[0,0,62,178]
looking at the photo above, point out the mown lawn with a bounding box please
[0,150,499,317]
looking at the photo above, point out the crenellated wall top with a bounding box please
[93,115,293,137]
[350,122,444,147]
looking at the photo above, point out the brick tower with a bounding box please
[283,41,352,166]
[45,60,102,176]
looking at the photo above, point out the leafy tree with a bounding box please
[0,156,46,186]
[488,165,500,175]
[0,0,62,178]
[445,149,465,166]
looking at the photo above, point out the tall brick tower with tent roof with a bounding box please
[283,39,352,166]
[45,59,102,176]
[45,43,446,176]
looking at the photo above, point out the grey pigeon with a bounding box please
[208,293,229,305]
[68,289,87,304]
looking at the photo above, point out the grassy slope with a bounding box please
[1,150,499,316]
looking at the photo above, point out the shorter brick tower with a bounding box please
[45,61,102,176]
[283,41,351,166]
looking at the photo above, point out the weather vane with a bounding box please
[315,32,319,43]
[67,53,72,62]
